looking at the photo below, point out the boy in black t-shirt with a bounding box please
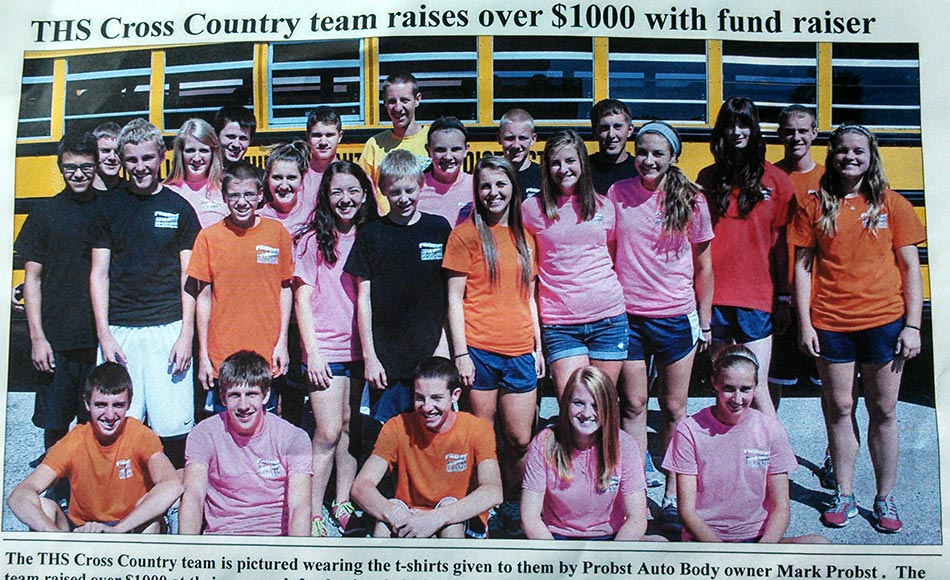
[344,149,452,427]
[89,118,200,467]
[15,132,102,451]
[589,99,638,195]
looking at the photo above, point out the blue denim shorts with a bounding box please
[469,347,537,393]
[816,317,903,364]
[627,311,700,365]
[712,306,773,343]
[542,313,629,363]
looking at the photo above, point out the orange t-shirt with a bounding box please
[788,189,925,331]
[187,217,295,375]
[373,412,497,524]
[42,419,162,526]
[442,221,538,356]
[776,160,823,285]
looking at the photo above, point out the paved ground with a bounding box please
[3,389,941,543]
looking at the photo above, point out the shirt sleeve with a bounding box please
[185,230,212,282]
[279,227,295,282]
[618,431,647,495]
[441,227,474,275]
[887,191,927,248]
[766,417,799,475]
[185,421,214,467]
[471,415,498,464]
[41,432,76,478]
[177,201,201,251]
[787,196,819,249]
[283,425,314,476]
[661,418,699,476]
[343,228,373,280]
[521,430,550,494]
[767,165,796,229]
[14,210,46,264]
[688,193,716,245]
[371,416,402,470]
[293,235,318,287]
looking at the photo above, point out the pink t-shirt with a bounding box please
[167,180,228,229]
[522,428,646,538]
[302,168,324,213]
[186,412,313,536]
[662,406,798,542]
[608,177,714,317]
[420,172,474,228]
[521,195,625,324]
[259,199,314,238]
[697,162,794,313]
[293,229,361,363]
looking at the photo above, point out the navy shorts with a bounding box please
[542,313,628,363]
[33,348,96,430]
[626,311,700,365]
[301,360,363,380]
[469,346,537,393]
[712,306,773,343]
[370,378,413,424]
[816,317,903,364]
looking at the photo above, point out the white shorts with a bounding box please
[99,321,194,437]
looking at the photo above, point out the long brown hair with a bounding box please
[544,366,620,491]
[708,97,767,218]
[539,130,600,222]
[816,124,888,237]
[471,155,532,290]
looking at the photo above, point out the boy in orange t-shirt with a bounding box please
[7,362,182,532]
[351,357,502,538]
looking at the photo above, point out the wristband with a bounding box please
[454,352,470,359]
[777,295,792,304]
[701,328,712,333]
[904,324,921,331]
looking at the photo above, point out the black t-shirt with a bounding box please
[590,152,638,195]
[344,212,452,379]
[518,162,542,199]
[91,185,200,326]
[14,189,100,351]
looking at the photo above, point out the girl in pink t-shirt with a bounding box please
[697,97,794,417]
[259,141,316,237]
[444,155,543,534]
[293,161,378,537]
[522,130,627,399]
[607,121,714,528]
[521,366,652,541]
[164,118,228,228]
[664,345,828,544]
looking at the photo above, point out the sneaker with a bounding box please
[644,451,664,488]
[330,500,365,536]
[660,496,681,534]
[498,501,523,537]
[822,492,858,527]
[817,452,836,490]
[310,515,329,537]
[872,494,902,533]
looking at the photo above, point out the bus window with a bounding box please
[608,38,706,124]
[493,36,593,123]
[270,39,363,128]
[378,36,477,124]
[164,43,254,131]
[723,40,817,124]
[832,43,920,129]
[64,50,151,135]
[18,58,54,140]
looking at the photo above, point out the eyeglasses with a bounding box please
[61,163,96,175]
[225,191,260,202]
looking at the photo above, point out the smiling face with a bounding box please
[382,176,422,224]
[60,152,96,195]
[121,141,164,195]
[328,172,366,229]
[476,167,512,224]
[779,115,818,163]
[85,388,130,445]
[182,135,213,181]
[428,128,468,184]
[96,136,121,178]
[383,82,421,135]
[832,131,871,192]
[498,120,537,169]
[568,382,600,442]
[548,144,583,195]
[724,120,753,150]
[414,376,460,433]
[711,364,757,426]
[634,132,675,191]
[221,382,269,437]
[594,112,634,159]
[218,121,251,163]
[224,177,261,228]
[267,159,303,213]
[308,122,342,169]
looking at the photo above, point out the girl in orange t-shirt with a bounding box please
[790,124,925,534]
[443,155,542,535]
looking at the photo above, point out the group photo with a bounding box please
[1,30,938,545]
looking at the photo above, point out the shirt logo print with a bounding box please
[862,213,889,229]
[116,459,133,480]
[744,448,770,470]
[257,245,279,264]
[154,211,180,229]
[256,458,284,479]
[419,242,444,261]
[445,453,468,473]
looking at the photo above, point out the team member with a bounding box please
[181,351,312,536]
[164,118,227,228]
[8,362,182,533]
[790,124,925,533]
[497,108,541,198]
[16,133,102,451]
[589,99,638,195]
[351,357,502,538]
[91,122,123,192]
[696,97,795,416]
[214,105,256,168]
[294,161,378,536]
[303,106,345,208]
[259,141,314,237]
[90,118,200,467]
[420,116,473,227]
